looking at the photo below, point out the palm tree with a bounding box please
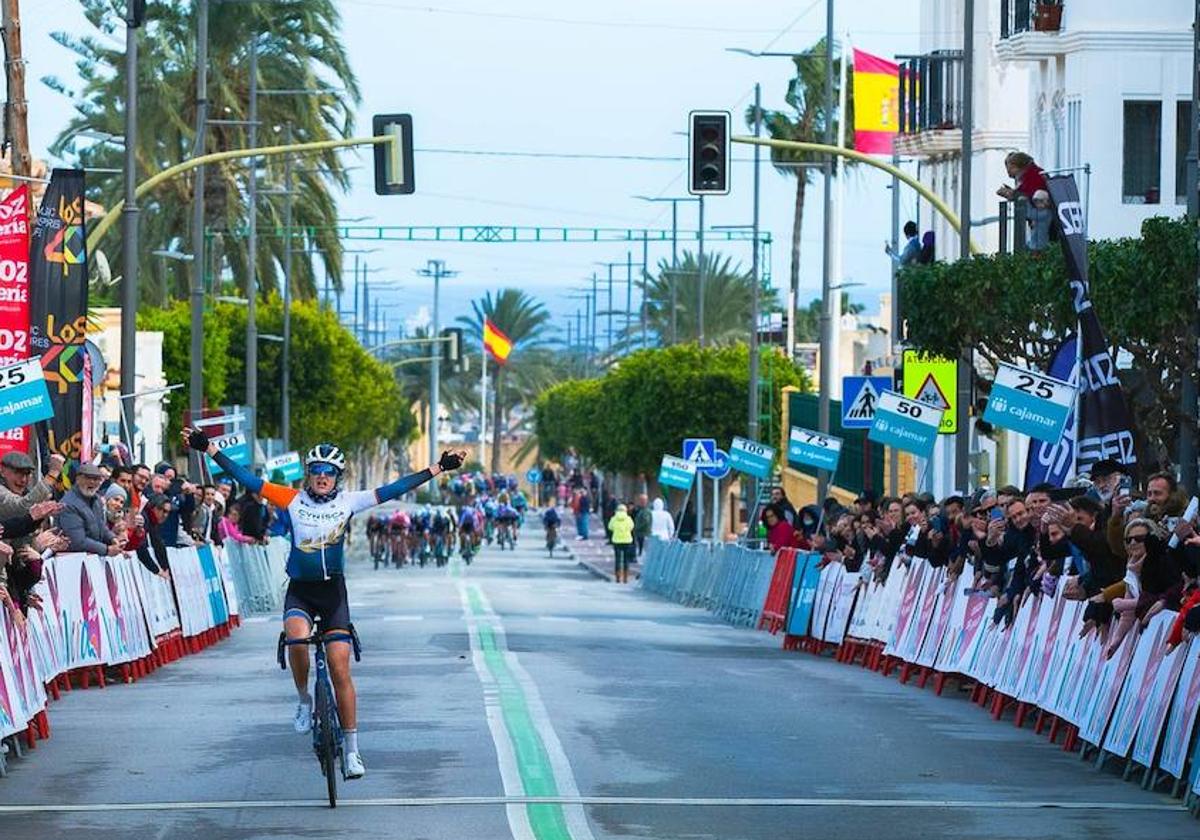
[456,290,556,473]
[747,37,853,320]
[794,291,863,343]
[45,0,360,303]
[630,250,778,348]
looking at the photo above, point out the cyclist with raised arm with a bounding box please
[183,426,464,780]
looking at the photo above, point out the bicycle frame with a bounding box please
[277,624,362,805]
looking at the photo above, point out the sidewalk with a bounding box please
[559,518,641,582]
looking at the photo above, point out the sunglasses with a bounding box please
[1124,534,1148,545]
[307,463,340,477]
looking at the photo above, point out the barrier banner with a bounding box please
[83,554,130,665]
[214,544,241,618]
[0,184,32,459]
[915,580,959,669]
[1156,638,1200,778]
[54,553,103,670]
[131,559,181,640]
[0,610,22,737]
[1102,611,1175,759]
[810,562,842,641]
[996,597,1040,698]
[906,567,945,667]
[823,571,860,646]
[197,544,231,626]
[29,168,89,461]
[785,552,821,638]
[1079,632,1137,745]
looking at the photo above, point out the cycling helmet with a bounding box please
[306,443,346,473]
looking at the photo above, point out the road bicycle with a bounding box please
[278,623,362,808]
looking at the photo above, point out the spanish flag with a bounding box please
[483,318,513,364]
[852,48,900,155]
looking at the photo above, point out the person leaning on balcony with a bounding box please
[997,151,1049,202]
[885,220,921,266]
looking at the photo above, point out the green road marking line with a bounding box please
[468,583,575,840]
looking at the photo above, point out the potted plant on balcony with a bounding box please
[1033,0,1063,32]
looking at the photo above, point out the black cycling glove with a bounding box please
[187,428,210,452]
[438,450,463,472]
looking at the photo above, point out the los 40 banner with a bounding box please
[0,185,31,459]
[29,169,90,461]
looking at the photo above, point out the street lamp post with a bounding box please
[416,259,458,464]
[189,0,209,477]
[282,124,293,450]
[749,82,763,447]
[246,36,259,454]
[120,3,142,451]
[817,0,835,503]
[633,195,699,345]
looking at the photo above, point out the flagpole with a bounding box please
[480,339,487,470]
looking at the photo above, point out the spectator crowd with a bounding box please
[0,448,293,633]
[757,459,1200,650]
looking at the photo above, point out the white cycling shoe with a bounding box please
[293,701,312,734]
[344,750,366,779]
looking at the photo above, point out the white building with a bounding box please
[996,0,1194,239]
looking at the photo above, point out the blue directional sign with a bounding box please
[983,361,1075,443]
[728,436,775,479]
[206,432,252,475]
[698,447,731,480]
[787,426,843,473]
[0,359,53,432]
[867,391,941,459]
[841,376,892,429]
[525,467,542,484]
[682,437,717,466]
[658,454,697,491]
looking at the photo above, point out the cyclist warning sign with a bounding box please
[902,351,957,434]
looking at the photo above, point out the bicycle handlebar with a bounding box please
[276,624,362,670]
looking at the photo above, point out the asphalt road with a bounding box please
[1,532,1197,839]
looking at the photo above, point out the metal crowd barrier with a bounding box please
[640,538,777,628]
[223,538,289,615]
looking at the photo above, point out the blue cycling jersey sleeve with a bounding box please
[213,449,263,494]
[375,468,434,504]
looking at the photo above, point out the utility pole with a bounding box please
[956,0,975,492]
[1182,0,1200,489]
[606,263,614,352]
[697,195,706,347]
[246,35,259,454]
[591,272,599,363]
[189,0,209,466]
[817,0,834,502]
[1,0,30,178]
[281,124,293,450]
[749,82,762,442]
[416,259,458,464]
[671,201,678,344]
[362,273,370,346]
[889,151,900,496]
[625,250,633,347]
[119,0,142,450]
[641,235,649,348]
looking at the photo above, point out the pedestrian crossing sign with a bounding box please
[841,376,892,429]
[902,351,957,433]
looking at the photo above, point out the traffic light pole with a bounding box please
[697,195,706,348]
[120,4,141,452]
[417,259,458,464]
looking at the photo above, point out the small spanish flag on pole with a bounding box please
[851,48,900,155]
[482,318,513,364]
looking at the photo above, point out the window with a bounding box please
[1177,100,1193,206]
[1123,100,1161,204]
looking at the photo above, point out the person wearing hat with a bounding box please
[0,451,64,518]
[58,462,125,556]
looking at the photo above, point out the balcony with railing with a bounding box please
[895,51,964,155]
[998,1,1066,59]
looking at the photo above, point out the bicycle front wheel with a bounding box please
[317,683,338,808]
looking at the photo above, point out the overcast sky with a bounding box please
[26,1,921,339]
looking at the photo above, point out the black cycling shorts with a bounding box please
[284,576,350,631]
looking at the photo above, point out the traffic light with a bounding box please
[128,0,147,26]
[688,111,731,195]
[372,114,415,195]
[441,327,462,366]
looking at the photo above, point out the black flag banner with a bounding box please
[1045,175,1137,475]
[29,168,89,460]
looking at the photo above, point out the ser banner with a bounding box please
[29,169,89,462]
[1046,175,1137,477]
[0,185,32,459]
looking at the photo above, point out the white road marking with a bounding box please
[537,615,580,623]
[242,616,271,624]
[0,796,1183,815]
[460,582,597,840]
[382,615,424,622]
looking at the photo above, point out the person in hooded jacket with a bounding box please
[649,497,675,541]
